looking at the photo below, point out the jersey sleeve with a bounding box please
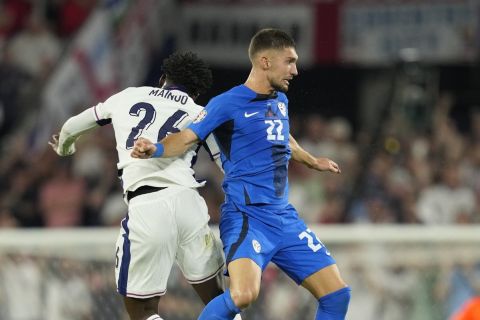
[56,107,99,156]
[188,96,230,141]
[92,88,128,126]
[203,133,223,173]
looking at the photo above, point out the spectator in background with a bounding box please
[0,206,18,227]
[0,47,33,136]
[416,163,476,224]
[0,255,43,320]
[7,12,61,79]
[44,258,93,319]
[38,161,87,227]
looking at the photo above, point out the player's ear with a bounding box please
[260,56,270,70]
[158,74,166,88]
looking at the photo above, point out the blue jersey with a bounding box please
[189,84,291,207]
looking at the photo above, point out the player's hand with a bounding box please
[310,157,341,174]
[131,137,156,159]
[48,134,59,152]
[48,134,75,156]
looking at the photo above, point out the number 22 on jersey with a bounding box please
[265,119,285,141]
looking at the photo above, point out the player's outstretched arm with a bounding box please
[289,134,341,174]
[48,108,99,156]
[131,129,200,159]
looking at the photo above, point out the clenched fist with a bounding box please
[131,137,157,159]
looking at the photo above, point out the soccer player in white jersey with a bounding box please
[49,52,241,320]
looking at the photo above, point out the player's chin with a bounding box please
[273,83,289,93]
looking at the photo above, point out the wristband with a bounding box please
[152,143,164,158]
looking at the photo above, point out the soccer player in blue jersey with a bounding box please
[132,28,351,319]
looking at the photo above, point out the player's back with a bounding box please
[94,86,204,192]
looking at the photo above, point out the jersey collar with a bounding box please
[163,84,189,94]
[240,84,278,102]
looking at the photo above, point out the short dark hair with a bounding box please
[161,51,212,97]
[248,28,296,60]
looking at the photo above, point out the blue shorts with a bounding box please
[219,202,336,285]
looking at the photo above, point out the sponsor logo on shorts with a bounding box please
[204,233,213,248]
[252,239,261,253]
[193,109,207,123]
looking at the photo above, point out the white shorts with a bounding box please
[115,186,224,298]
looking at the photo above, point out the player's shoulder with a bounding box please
[126,86,158,96]
[109,86,151,99]
[209,85,249,104]
[277,91,288,102]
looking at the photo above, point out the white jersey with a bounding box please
[57,86,220,193]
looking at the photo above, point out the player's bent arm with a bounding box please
[49,108,99,156]
[289,134,341,174]
[131,129,200,159]
[289,134,317,168]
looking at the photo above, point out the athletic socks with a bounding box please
[195,286,349,319]
[315,287,351,320]
[145,315,164,320]
[198,289,241,320]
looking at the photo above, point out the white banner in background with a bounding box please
[178,4,315,67]
[341,1,479,65]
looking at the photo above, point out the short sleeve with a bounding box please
[92,89,127,126]
[188,96,231,141]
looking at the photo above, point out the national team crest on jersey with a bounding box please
[278,102,287,117]
[193,110,207,123]
[252,239,261,253]
[265,103,277,117]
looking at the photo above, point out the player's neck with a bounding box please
[244,70,275,95]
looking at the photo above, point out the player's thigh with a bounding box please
[174,188,224,283]
[115,191,178,297]
[272,218,341,296]
[219,204,277,270]
[227,258,262,297]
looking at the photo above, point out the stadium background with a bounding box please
[0,0,479,319]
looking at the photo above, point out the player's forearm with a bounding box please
[156,129,200,158]
[57,108,98,155]
[289,134,316,168]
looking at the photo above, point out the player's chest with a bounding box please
[235,100,289,144]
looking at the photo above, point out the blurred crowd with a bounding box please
[0,2,479,320]
[0,1,479,230]
[0,90,478,228]
[1,245,479,320]
[0,254,124,320]
[289,93,480,226]
[0,0,96,137]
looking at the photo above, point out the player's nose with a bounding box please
[291,64,298,76]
